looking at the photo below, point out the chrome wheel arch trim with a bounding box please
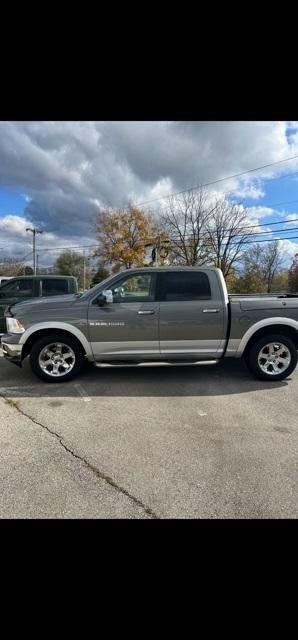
[19,322,93,357]
[235,317,298,357]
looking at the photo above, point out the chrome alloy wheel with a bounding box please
[257,342,291,376]
[38,342,76,378]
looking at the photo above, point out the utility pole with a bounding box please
[83,250,86,291]
[26,227,43,275]
[36,253,39,275]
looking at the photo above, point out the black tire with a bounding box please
[245,333,297,381]
[30,333,85,383]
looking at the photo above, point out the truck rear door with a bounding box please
[158,270,227,358]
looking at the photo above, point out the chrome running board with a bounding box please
[93,360,219,368]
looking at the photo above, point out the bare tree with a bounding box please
[0,257,25,277]
[205,199,254,277]
[159,189,216,266]
[242,240,285,293]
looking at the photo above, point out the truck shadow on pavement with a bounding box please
[0,356,290,398]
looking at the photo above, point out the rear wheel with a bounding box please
[245,333,297,381]
[30,333,85,383]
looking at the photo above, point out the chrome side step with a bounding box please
[93,360,219,368]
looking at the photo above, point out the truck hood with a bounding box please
[8,294,80,315]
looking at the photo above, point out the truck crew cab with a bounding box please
[1,267,298,383]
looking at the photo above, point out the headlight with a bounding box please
[6,317,25,334]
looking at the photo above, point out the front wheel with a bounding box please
[30,333,85,383]
[245,333,297,381]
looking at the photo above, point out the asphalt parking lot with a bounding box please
[0,347,297,519]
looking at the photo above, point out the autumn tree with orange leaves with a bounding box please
[94,205,158,272]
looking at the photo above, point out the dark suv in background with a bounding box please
[0,275,78,333]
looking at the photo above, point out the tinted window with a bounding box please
[41,279,69,296]
[163,272,211,301]
[111,274,155,302]
[0,279,34,296]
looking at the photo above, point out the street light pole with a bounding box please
[26,228,43,275]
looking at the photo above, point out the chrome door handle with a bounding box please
[138,310,155,315]
[202,308,220,313]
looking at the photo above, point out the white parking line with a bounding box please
[74,383,91,403]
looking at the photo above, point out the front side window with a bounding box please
[41,279,69,296]
[0,279,34,297]
[162,272,211,301]
[111,273,155,302]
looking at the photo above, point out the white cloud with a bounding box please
[242,206,275,231]
[0,214,95,267]
[279,239,298,263]
[229,184,265,200]
[1,121,298,260]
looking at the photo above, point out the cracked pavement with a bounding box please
[0,350,297,518]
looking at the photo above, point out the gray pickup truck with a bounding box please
[1,267,298,383]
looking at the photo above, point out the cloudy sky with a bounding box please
[1,121,298,267]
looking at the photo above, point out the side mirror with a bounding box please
[102,289,113,303]
[97,289,114,305]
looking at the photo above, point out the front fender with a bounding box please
[19,322,93,358]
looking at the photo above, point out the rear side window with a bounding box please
[41,279,69,296]
[162,272,211,301]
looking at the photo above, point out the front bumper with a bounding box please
[0,336,23,367]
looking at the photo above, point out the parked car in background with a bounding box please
[0,275,78,333]
[0,277,13,287]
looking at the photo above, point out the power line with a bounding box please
[39,233,298,253]
[124,154,298,209]
[233,197,298,211]
[146,174,298,217]
[224,214,298,232]
[150,235,298,249]
[2,194,298,255]
[154,216,298,240]
[9,221,298,257]
[35,244,98,253]
[169,227,298,242]
[8,212,298,256]
[3,202,298,259]
[21,249,34,261]
[228,235,298,247]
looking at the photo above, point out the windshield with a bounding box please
[79,273,115,299]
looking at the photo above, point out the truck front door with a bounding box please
[87,272,159,359]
